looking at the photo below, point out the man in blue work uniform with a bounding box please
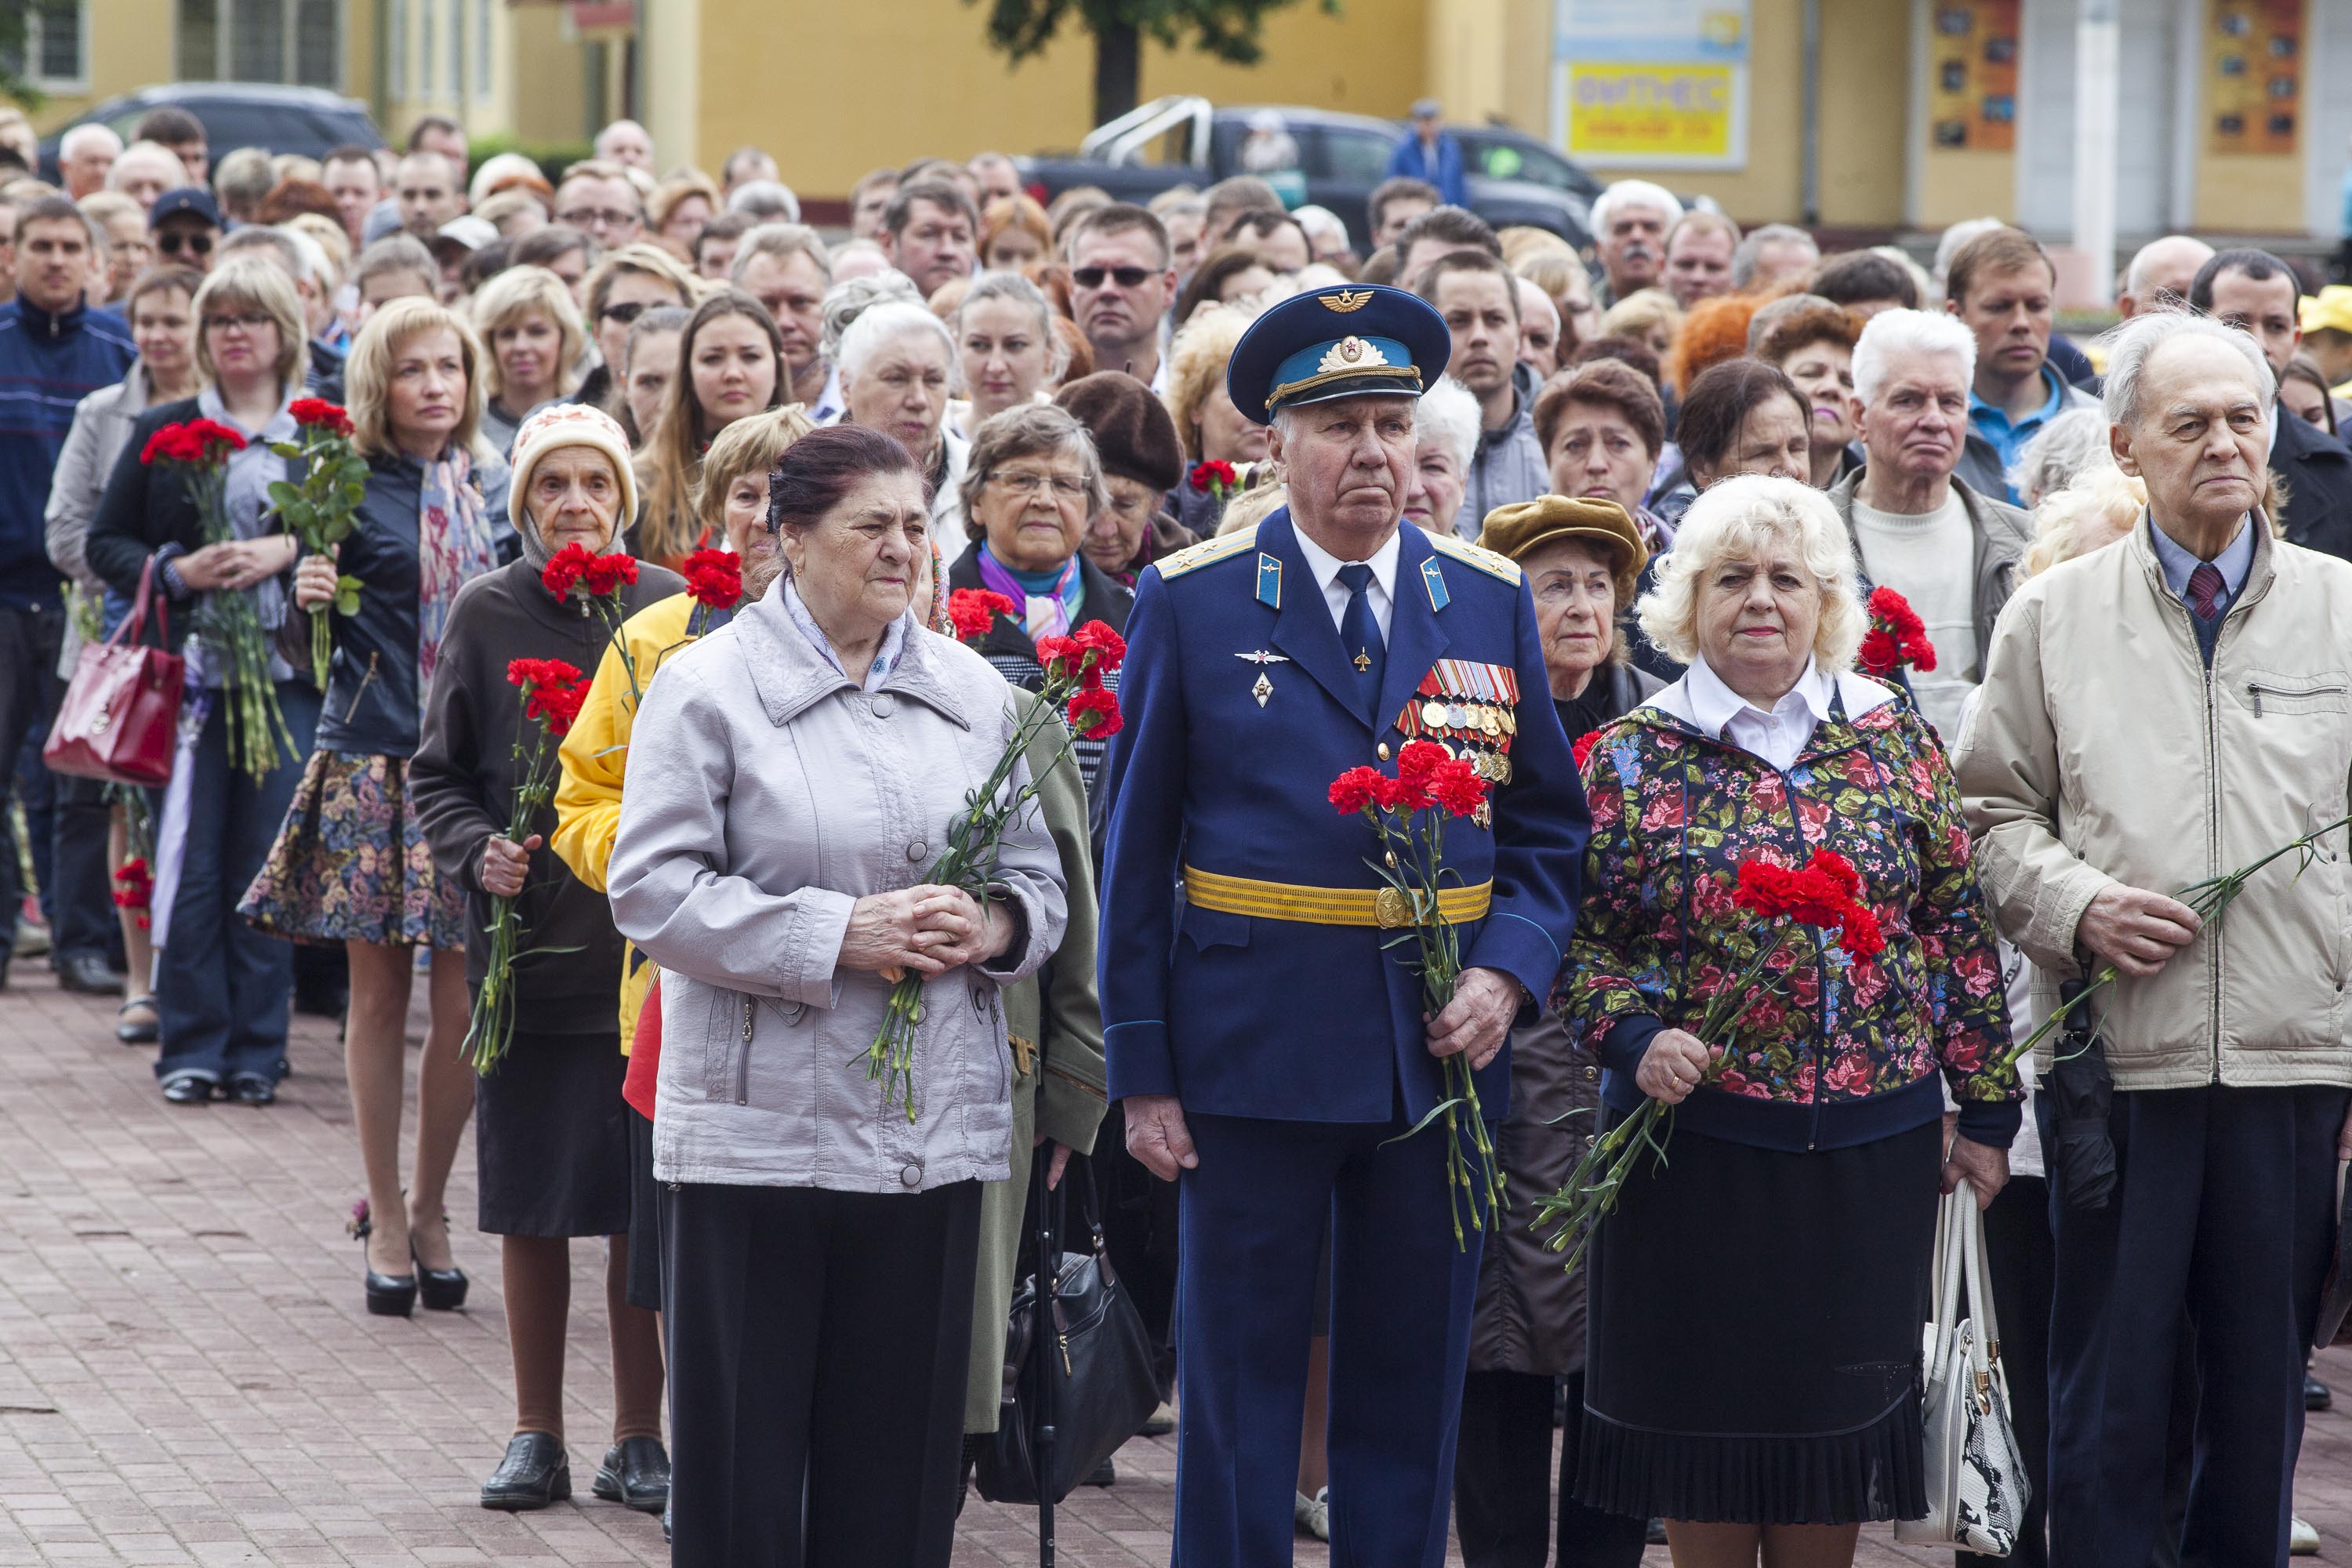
[1098,284,1588,1566]
[1385,100,1468,210]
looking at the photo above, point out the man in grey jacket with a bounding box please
[1827,307,2033,742]
[1957,310,2352,1568]
[1417,251,1548,537]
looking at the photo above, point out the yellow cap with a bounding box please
[2299,285,2352,338]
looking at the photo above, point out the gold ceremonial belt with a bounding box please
[1181,866,1494,929]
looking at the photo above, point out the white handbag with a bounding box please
[1895,1186,2031,1555]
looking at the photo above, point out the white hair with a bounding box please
[728,180,802,223]
[468,151,546,209]
[107,141,187,194]
[1934,216,2005,292]
[837,299,954,386]
[2099,310,2275,431]
[1851,307,1978,408]
[1592,180,1684,237]
[1732,223,1820,288]
[60,123,122,161]
[2123,234,2216,299]
[1416,376,1480,474]
[1271,394,1418,448]
[2008,405,2114,509]
[1635,475,1866,672]
[1293,204,1348,249]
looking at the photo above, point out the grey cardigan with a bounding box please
[43,364,154,676]
[608,583,1069,1195]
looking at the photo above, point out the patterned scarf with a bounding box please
[416,450,498,697]
[975,545,1083,642]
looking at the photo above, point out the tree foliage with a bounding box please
[0,2,38,107]
[969,0,1340,122]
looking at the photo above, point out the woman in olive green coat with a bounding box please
[966,688,1109,1435]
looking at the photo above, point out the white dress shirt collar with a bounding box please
[1291,518,1402,641]
[1650,655,1898,771]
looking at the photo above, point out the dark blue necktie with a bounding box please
[1337,562,1385,713]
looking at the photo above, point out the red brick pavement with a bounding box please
[2,965,2347,1566]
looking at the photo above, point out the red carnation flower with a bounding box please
[1572,729,1602,769]
[946,587,1015,643]
[582,552,638,596]
[1065,686,1122,740]
[540,542,594,599]
[1859,586,1937,678]
[1807,849,1861,900]
[506,656,584,692]
[1396,739,1449,784]
[1071,619,1127,675]
[526,679,588,735]
[1856,628,1902,678]
[1189,459,1238,493]
[288,398,354,435]
[1837,902,1886,960]
[1329,765,1386,815]
[1427,757,1489,818]
[681,547,742,611]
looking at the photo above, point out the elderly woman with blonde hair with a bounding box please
[1561,474,2018,1566]
[1163,303,1270,536]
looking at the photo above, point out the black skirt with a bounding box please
[474,1029,631,1238]
[1575,1113,1941,1526]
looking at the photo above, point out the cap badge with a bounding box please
[1318,336,1388,375]
[1321,289,1373,314]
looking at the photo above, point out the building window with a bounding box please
[447,0,462,108]
[6,1,89,89]
[176,0,340,87]
[473,0,489,100]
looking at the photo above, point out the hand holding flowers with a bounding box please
[266,399,367,689]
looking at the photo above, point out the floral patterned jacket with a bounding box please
[1556,690,2021,1151]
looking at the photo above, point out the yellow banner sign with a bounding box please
[1565,63,1740,162]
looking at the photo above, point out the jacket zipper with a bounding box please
[342,651,379,724]
[735,993,753,1105]
[2247,681,2347,717]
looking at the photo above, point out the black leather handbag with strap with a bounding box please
[973,1169,1162,1509]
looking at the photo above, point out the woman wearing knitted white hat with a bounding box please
[405,401,683,1514]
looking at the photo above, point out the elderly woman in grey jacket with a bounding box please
[608,422,1067,1568]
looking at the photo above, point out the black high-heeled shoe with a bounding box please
[349,1200,416,1318]
[412,1216,468,1312]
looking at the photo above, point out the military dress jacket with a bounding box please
[1098,506,1589,1125]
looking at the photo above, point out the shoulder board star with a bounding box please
[1156,524,1261,579]
[1426,532,1523,585]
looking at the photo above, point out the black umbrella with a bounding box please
[2044,978,2118,1212]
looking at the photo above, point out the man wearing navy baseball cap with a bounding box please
[1098,283,1588,1564]
[148,187,222,274]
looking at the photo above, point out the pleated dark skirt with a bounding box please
[624,1105,662,1311]
[1575,1112,1941,1526]
[474,1029,630,1238]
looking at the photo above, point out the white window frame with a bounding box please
[473,0,490,100]
[176,0,343,89]
[20,0,91,93]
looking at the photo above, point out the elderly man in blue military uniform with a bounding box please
[1098,285,1588,1566]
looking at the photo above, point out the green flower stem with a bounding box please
[464,715,565,1075]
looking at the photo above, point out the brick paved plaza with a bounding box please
[2,965,2347,1566]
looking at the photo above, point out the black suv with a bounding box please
[39,83,383,179]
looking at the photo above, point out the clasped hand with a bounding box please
[837,884,1011,977]
[178,535,302,593]
[290,549,342,611]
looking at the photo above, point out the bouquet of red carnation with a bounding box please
[1856,586,1939,684]
[141,418,295,784]
[542,542,644,706]
[266,399,368,690]
[946,587,1015,645]
[1188,459,1240,500]
[465,658,590,1074]
[111,857,154,931]
[1572,729,1603,770]
[866,619,1125,1119]
[1328,739,1503,1247]
[679,546,743,634]
[1534,848,1884,1274]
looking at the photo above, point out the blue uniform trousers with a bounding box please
[2044,1083,2347,1568]
[1174,1108,1484,1568]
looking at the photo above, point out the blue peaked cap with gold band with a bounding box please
[1226,284,1453,425]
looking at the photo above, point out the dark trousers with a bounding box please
[151,681,317,1085]
[1175,1110,1485,1568]
[1958,1174,2051,1568]
[2044,1085,2347,1568]
[0,601,111,966]
[661,1177,982,1568]
[1454,1369,1646,1568]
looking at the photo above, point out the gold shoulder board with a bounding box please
[1428,532,1524,585]
[1156,524,1261,580]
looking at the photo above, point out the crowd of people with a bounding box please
[1,96,2347,1568]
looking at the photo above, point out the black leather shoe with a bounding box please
[1084,1457,1116,1487]
[412,1215,468,1312]
[56,951,124,996]
[662,1494,671,1542]
[115,996,158,1044]
[225,1074,276,1106]
[2307,1373,2332,1411]
[481,1432,572,1511]
[593,1436,670,1512]
[350,1206,416,1316]
[160,1073,213,1105]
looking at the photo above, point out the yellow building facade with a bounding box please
[20,0,2346,240]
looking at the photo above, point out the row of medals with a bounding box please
[1416,697,1515,784]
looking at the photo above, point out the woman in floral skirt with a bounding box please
[239,297,510,1317]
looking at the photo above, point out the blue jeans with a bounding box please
[151,681,318,1085]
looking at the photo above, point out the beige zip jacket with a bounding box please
[1955,514,2352,1091]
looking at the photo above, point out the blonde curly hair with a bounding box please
[1164,303,1259,463]
[1636,475,1865,672]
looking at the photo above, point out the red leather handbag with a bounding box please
[43,557,186,788]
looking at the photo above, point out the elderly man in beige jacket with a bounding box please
[1956,309,2352,1568]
